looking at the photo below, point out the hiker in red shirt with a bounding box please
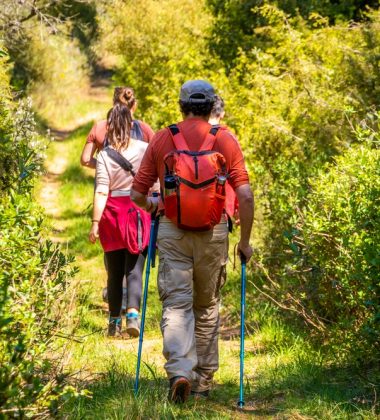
[80,87,154,169]
[88,88,156,337]
[131,80,254,403]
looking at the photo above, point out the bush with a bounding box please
[0,50,81,416]
[298,126,379,358]
[249,119,379,361]
[97,0,216,128]
[5,24,89,126]
[207,0,379,65]
[24,24,90,124]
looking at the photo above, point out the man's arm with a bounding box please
[235,184,254,262]
[131,133,162,210]
[131,189,159,213]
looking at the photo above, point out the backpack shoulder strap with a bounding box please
[199,125,220,151]
[167,124,189,151]
[131,119,144,141]
[103,134,109,148]
[105,147,136,177]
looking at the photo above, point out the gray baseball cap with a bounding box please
[179,80,215,103]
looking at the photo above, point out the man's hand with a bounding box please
[146,196,159,213]
[235,184,254,262]
[89,222,99,243]
[238,241,253,262]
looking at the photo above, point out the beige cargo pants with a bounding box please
[157,216,229,392]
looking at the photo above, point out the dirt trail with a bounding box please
[39,76,110,229]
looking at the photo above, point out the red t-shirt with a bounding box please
[86,119,155,150]
[132,117,249,198]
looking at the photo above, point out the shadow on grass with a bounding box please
[59,164,94,185]
[64,121,94,140]
[53,211,100,258]
[251,356,379,418]
[58,207,92,220]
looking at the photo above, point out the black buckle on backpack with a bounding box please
[210,125,220,136]
[168,124,180,136]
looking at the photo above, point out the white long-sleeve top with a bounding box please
[95,138,156,194]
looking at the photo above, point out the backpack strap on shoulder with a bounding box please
[103,134,109,148]
[131,119,144,141]
[199,125,220,151]
[168,124,189,151]
[105,147,136,177]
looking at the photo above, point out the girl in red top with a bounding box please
[80,87,154,169]
[88,88,154,337]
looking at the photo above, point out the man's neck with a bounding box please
[208,117,221,125]
[183,112,210,122]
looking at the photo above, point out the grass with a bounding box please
[39,94,379,419]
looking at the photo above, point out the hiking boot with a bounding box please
[108,317,122,337]
[168,376,191,404]
[190,389,210,400]
[126,313,140,337]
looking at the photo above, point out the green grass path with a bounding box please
[39,85,379,419]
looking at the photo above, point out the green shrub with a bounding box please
[97,0,216,128]
[0,51,81,416]
[298,128,379,358]
[250,120,379,361]
[26,24,90,125]
[7,23,90,126]
[207,0,379,65]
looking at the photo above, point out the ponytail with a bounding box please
[107,87,135,151]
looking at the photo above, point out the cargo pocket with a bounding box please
[216,263,227,299]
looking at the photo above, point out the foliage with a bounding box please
[12,24,90,123]
[0,1,92,126]
[0,51,81,416]
[97,0,216,128]
[297,126,379,357]
[221,7,380,241]
[0,0,96,46]
[207,0,379,65]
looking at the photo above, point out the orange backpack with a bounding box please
[163,124,227,231]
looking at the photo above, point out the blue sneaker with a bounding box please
[126,312,140,337]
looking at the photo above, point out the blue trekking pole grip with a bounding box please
[238,252,247,409]
[134,193,159,395]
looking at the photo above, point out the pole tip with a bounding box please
[237,400,245,409]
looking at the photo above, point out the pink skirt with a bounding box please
[98,196,151,253]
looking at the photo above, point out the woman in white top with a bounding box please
[89,88,152,337]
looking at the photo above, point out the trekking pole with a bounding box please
[237,252,247,409]
[134,195,159,395]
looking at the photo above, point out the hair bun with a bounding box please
[113,86,136,108]
[124,88,134,101]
